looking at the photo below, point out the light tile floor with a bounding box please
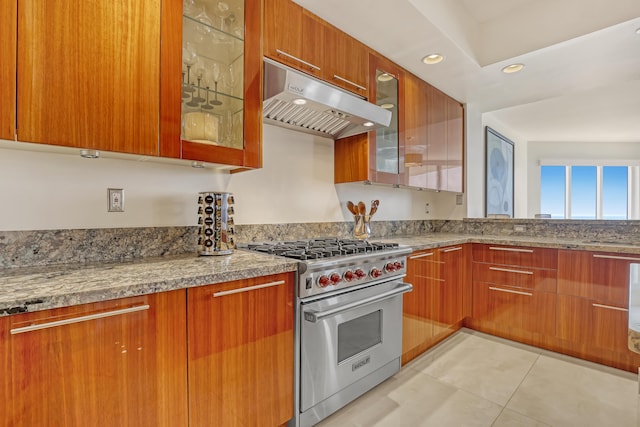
[316,329,639,427]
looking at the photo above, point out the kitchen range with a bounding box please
[242,238,412,426]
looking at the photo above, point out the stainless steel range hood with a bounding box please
[263,58,392,139]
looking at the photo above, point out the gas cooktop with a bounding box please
[240,238,400,260]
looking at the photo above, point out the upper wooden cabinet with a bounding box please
[16,0,161,155]
[4,290,188,426]
[163,0,264,168]
[403,73,429,188]
[335,53,404,185]
[263,0,324,79]
[0,0,16,141]
[323,27,369,97]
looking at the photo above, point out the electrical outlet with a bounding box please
[425,203,430,214]
[514,225,526,232]
[108,188,124,212]
[456,194,463,205]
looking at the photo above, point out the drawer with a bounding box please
[472,282,556,336]
[472,244,557,269]
[472,262,557,292]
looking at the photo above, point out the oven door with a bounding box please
[300,280,412,412]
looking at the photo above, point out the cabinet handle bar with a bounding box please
[592,303,628,312]
[488,286,533,296]
[593,254,640,262]
[332,74,367,91]
[410,252,434,259]
[10,305,150,335]
[489,266,534,275]
[275,50,320,71]
[213,280,286,297]
[442,247,463,253]
[488,247,534,253]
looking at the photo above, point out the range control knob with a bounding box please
[318,275,331,288]
[354,268,367,279]
[343,270,355,282]
[370,268,383,278]
[330,273,342,285]
[394,261,404,270]
[385,262,397,272]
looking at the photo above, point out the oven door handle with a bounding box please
[303,282,413,323]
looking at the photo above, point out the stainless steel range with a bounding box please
[242,238,412,426]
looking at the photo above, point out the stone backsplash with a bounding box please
[1,219,639,268]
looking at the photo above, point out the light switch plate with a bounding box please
[108,188,124,212]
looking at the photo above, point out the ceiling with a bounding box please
[292,0,640,143]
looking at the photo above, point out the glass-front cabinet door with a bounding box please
[369,54,404,185]
[182,1,244,148]
[164,0,262,168]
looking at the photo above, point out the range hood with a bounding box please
[263,59,392,139]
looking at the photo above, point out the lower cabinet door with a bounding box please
[472,282,556,336]
[7,291,188,427]
[557,294,629,352]
[187,273,294,427]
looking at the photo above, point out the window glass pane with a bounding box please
[603,166,628,220]
[571,166,596,219]
[540,166,566,218]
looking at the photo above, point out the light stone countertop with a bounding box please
[2,233,640,316]
[0,251,298,316]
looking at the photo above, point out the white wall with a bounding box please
[0,124,462,231]
[464,108,528,218]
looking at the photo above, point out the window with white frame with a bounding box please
[540,163,640,220]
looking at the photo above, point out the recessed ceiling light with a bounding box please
[377,73,394,82]
[422,53,444,65]
[636,27,640,34]
[502,63,525,74]
[363,122,375,127]
[380,103,395,109]
[292,98,307,105]
[80,149,100,159]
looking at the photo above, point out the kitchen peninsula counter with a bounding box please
[2,232,640,316]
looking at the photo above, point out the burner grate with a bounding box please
[242,238,399,260]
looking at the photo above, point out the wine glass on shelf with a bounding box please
[214,1,230,32]
[210,61,223,106]
[225,62,240,98]
[187,60,206,107]
[182,43,197,96]
[201,68,215,111]
[193,6,214,43]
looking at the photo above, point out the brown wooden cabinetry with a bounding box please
[0,0,16,141]
[470,244,557,339]
[335,54,404,185]
[187,272,294,427]
[556,250,640,358]
[264,0,324,79]
[16,0,162,155]
[402,244,468,365]
[4,291,188,427]
[323,27,370,97]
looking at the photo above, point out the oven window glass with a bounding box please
[337,310,382,363]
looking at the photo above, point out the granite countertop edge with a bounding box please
[2,233,640,316]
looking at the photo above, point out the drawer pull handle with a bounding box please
[275,49,320,71]
[488,286,533,297]
[10,305,150,334]
[593,254,640,262]
[489,266,533,275]
[410,252,434,259]
[442,247,463,253]
[488,247,534,253]
[592,303,628,312]
[332,74,367,91]
[213,280,286,297]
